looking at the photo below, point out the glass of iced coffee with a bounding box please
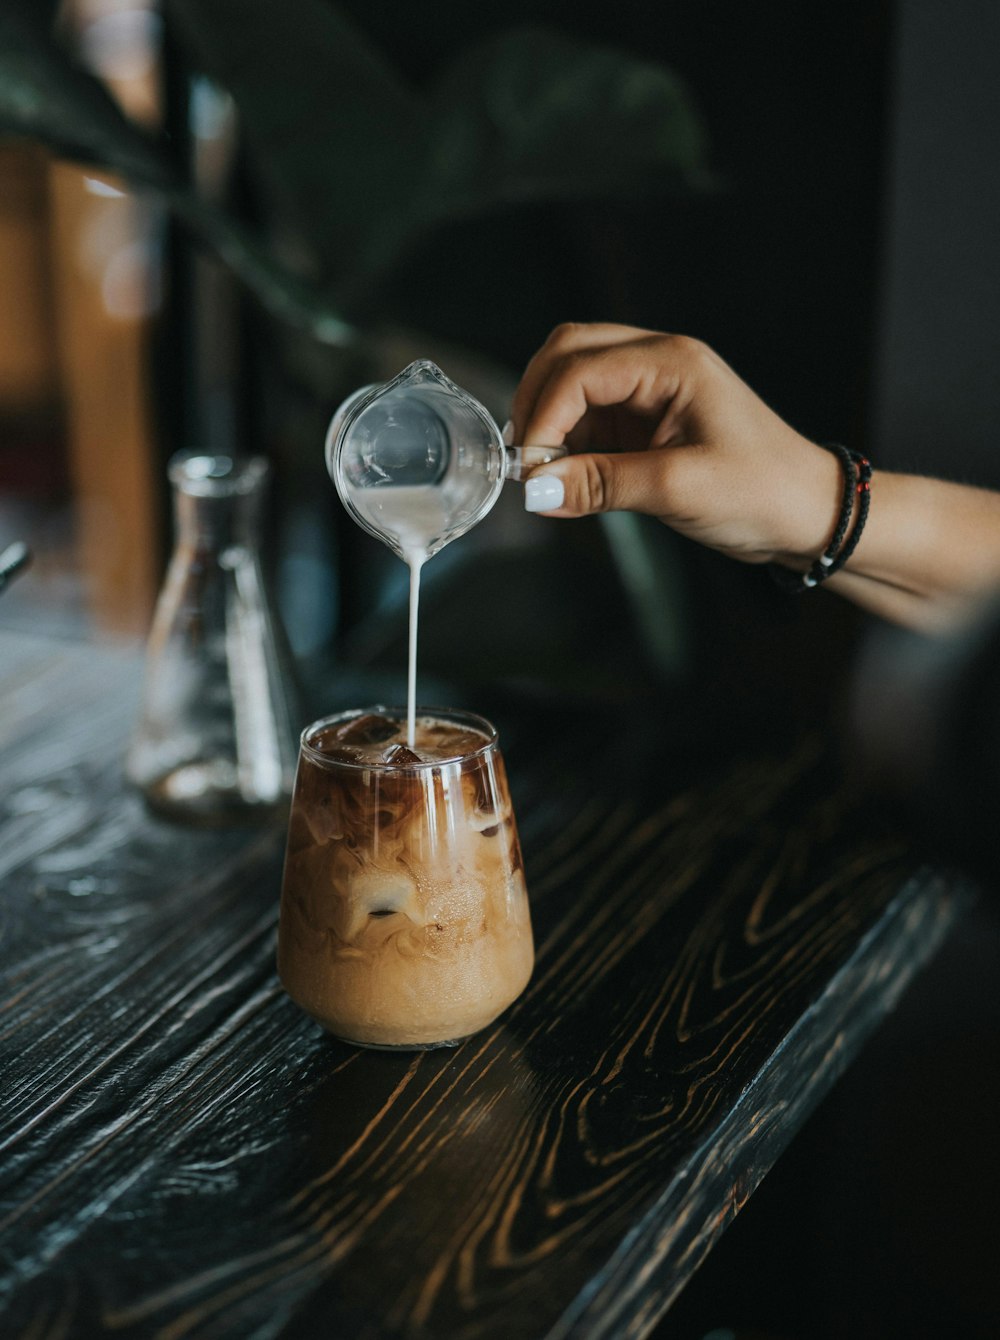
[277,707,534,1049]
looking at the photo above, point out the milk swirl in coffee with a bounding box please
[277,709,533,1047]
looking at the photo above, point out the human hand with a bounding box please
[510,322,845,567]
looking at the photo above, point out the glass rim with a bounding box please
[299,705,498,772]
[168,452,270,497]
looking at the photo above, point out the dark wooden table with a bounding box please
[0,626,970,1339]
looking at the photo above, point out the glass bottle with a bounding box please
[127,452,299,824]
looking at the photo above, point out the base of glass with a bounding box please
[332,1033,470,1052]
[137,764,288,828]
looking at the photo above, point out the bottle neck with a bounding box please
[168,454,270,552]
[174,487,263,550]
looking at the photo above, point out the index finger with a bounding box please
[510,322,651,441]
[520,339,685,450]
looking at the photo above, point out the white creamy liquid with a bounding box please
[405,558,422,748]
[352,486,454,747]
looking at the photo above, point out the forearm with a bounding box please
[803,470,1000,629]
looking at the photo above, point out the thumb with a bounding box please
[523,451,667,518]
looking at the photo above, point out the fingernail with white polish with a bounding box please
[524,475,564,512]
[501,419,514,446]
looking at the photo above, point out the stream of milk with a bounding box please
[351,486,454,747]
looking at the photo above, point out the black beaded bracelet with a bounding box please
[771,443,872,592]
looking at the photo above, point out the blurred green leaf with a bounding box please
[165,0,425,290]
[420,28,709,220]
[0,6,172,188]
[160,5,710,300]
[162,190,355,346]
[0,5,354,345]
[0,2,709,345]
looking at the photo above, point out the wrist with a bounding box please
[773,439,858,567]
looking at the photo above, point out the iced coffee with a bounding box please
[277,708,533,1048]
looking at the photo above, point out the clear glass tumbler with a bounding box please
[277,706,534,1049]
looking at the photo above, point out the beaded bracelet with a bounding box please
[771,443,872,592]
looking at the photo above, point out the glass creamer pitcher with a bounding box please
[325,359,565,561]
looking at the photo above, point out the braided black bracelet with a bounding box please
[826,448,872,576]
[771,443,872,592]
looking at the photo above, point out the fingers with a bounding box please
[510,322,654,443]
[515,331,694,454]
[523,449,675,518]
[522,346,646,448]
[512,325,704,520]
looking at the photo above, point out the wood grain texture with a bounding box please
[0,629,970,1339]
